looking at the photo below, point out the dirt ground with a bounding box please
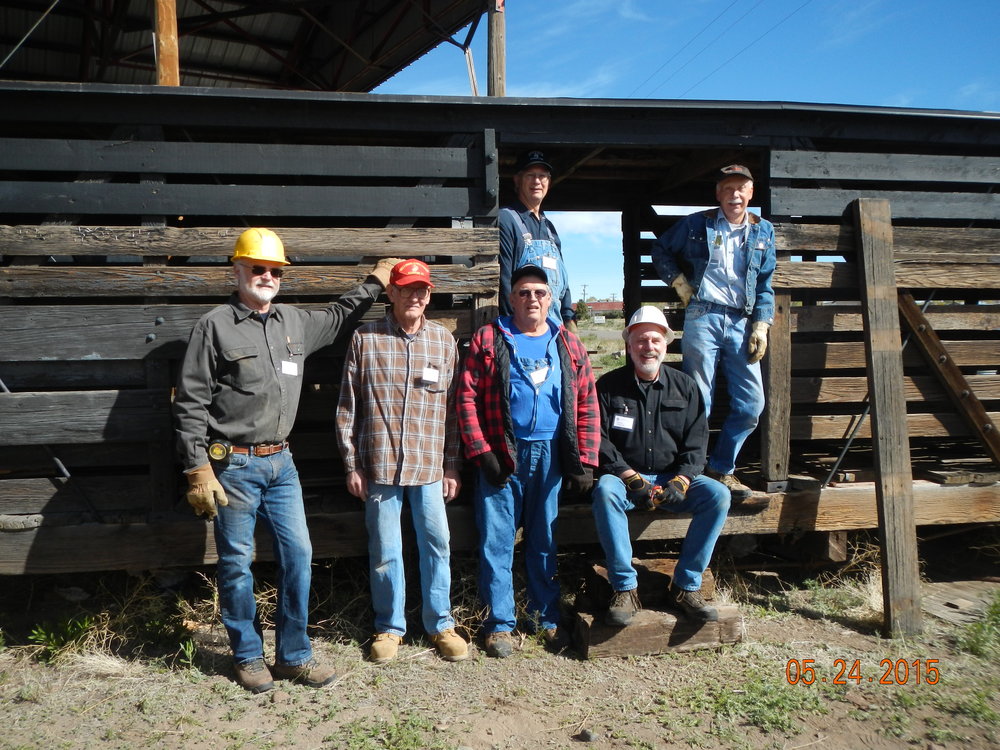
[2,531,999,750]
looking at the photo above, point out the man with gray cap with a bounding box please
[591,306,729,624]
[498,150,576,329]
[650,165,776,502]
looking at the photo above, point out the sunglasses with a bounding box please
[242,264,284,278]
[516,288,549,299]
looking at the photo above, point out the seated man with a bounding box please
[591,306,729,624]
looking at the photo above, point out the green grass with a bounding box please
[956,591,1000,659]
[331,713,450,750]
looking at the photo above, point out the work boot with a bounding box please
[369,632,402,664]
[484,631,514,659]
[606,587,641,627]
[704,467,753,503]
[542,627,570,653]
[233,657,274,694]
[668,583,718,623]
[271,657,337,688]
[429,628,469,662]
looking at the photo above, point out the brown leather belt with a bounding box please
[230,441,288,457]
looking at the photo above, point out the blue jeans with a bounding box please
[213,449,314,666]
[591,473,729,591]
[475,438,562,633]
[365,481,454,636]
[681,301,765,474]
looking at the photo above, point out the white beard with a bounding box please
[633,356,663,380]
[245,284,277,306]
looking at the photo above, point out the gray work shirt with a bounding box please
[174,281,382,471]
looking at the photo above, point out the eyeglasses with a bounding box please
[516,288,549,299]
[242,264,284,278]
[523,172,550,183]
[396,285,431,298]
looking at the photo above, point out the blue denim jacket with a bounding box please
[651,209,776,325]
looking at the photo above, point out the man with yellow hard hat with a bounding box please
[174,227,401,693]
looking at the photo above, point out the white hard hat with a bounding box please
[623,306,675,344]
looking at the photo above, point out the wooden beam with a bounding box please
[154,0,180,86]
[897,292,1000,464]
[487,1,505,97]
[761,293,791,489]
[855,198,922,637]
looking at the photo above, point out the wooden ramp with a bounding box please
[921,580,1000,625]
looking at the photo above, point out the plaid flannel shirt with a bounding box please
[336,315,460,486]
[456,318,600,474]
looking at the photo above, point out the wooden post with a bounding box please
[854,198,922,637]
[154,0,180,86]
[621,207,642,319]
[760,293,791,490]
[487,1,506,97]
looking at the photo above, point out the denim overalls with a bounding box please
[503,208,569,326]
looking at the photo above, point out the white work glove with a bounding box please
[185,464,229,519]
[671,273,694,307]
[748,321,770,364]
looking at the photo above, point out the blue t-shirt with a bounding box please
[504,321,562,440]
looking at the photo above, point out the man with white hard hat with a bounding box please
[591,305,729,624]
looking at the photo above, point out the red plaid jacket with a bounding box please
[456,318,600,474]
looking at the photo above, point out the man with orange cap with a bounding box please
[337,259,468,665]
[174,228,401,693]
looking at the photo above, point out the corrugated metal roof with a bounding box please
[0,0,484,91]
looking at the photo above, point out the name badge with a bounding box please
[421,366,440,384]
[612,414,635,431]
[530,367,549,385]
[281,360,299,376]
[542,256,558,270]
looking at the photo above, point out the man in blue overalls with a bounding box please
[498,150,577,330]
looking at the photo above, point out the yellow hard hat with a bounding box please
[231,228,289,265]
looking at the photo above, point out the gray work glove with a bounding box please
[185,463,228,520]
[651,475,690,508]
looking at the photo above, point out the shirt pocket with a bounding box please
[658,398,688,430]
[221,345,264,391]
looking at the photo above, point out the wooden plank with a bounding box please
[0,182,491,218]
[0,476,152,514]
[761,293,791,486]
[773,188,1000,220]
[574,606,742,659]
[0,263,499,298]
[771,151,1000,183]
[789,374,1000,404]
[0,139,476,178]
[2,484,1000,574]
[855,198,921,637]
[0,390,173,445]
[644,261,1000,291]
[0,225,499,258]
[791,305,1000,334]
[790,411,1000,440]
[773,224,1000,257]
[792,340,1000,370]
[897,292,1000,463]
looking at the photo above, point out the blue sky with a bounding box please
[375,0,999,300]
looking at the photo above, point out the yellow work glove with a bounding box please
[185,463,228,520]
[671,273,694,307]
[748,321,770,364]
[369,257,406,288]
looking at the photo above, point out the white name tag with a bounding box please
[421,366,440,384]
[530,366,549,385]
[612,414,635,431]
[542,256,558,270]
[281,360,299,376]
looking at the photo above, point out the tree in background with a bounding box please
[575,299,591,323]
